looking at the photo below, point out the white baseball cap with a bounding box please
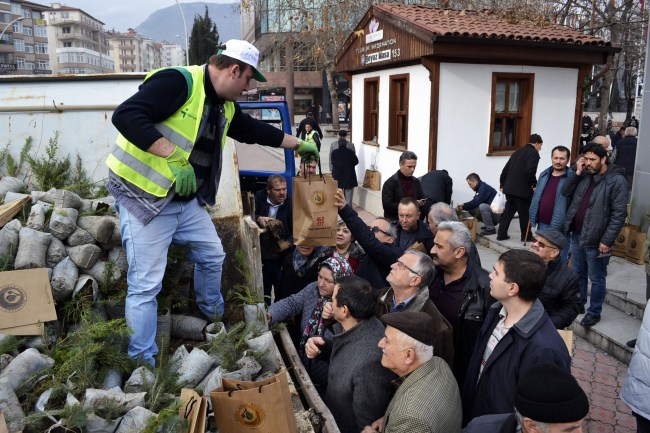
[219,39,267,82]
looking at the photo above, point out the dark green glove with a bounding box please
[165,146,196,197]
[295,139,319,163]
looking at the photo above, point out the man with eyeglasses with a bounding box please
[428,221,493,389]
[375,250,453,366]
[528,228,581,329]
[334,189,403,291]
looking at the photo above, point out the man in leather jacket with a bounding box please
[562,143,628,328]
[428,221,494,388]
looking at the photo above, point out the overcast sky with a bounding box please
[77,1,233,31]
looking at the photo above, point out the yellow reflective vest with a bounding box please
[106,65,235,197]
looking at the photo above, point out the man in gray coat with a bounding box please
[305,276,395,433]
[362,311,462,433]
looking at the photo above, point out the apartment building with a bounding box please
[0,0,50,75]
[161,42,186,68]
[45,2,113,74]
[108,28,162,73]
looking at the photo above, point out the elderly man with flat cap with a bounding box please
[463,363,589,432]
[362,311,462,433]
[529,228,581,329]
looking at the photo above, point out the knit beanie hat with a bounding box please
[515,364,589,423]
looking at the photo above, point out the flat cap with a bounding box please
[536,228,566,250]
[381,311,434,346]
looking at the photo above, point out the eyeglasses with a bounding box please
[533,238,558,250]
[369,226,391,237]
[395,260,421,276]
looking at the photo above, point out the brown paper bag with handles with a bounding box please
[626,227,647,265]
[292,173,338,246]
[209,369,297,433]
[613,224,631,257]
[179,389,207,433]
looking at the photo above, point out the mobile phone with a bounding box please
[597,252,612,259]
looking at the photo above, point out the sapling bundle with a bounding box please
[114,406,156,433]
[50,257,79,302]
[246,331,281,373]
[124,367,155,393]
[175,347,214,387]
[26,202,49,230]
[77,216,116,246]
[67,226,96,246]
[51,189,83,210]
[0,176,25,198]
[49,207,78,240]
[0,219,21,259]
[67,244,101,269]
[14,227,52,269]
[0,348,55,392]
[170,315,207,341]
[46,237,67,267]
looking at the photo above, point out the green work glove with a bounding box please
[295,139,319,163]
[165,146,196,197]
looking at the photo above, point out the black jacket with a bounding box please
[382,171,424,220]
[499,144,540,200]
[439,263,494,389]
[461,300,571,425]
[429,258,494,389]
[615,136,637,175]
[331,147,359,189]
[562,164,628,247]
[420,170,453,210]
[338,204,403,291]
[254,188,292,242]
[395,220,434,253]
[539,256,581,329]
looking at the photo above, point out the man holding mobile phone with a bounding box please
[562,143,628,328]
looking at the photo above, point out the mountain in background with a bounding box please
[134,2,240,44]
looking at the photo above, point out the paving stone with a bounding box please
[616,411,636,430]
[594,372,619,387]
[589,393,616,410]
[589,407,617,425]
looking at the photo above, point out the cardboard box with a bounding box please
[0,268,57,335]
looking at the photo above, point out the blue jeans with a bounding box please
[570,232,607,316]
[119,198,225,364]
[537,222,570,264]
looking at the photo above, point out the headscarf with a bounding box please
[299,256,353,350]
[292,246,329,278]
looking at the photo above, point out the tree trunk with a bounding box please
[286,39,295,124]
[325,62,340,131]
[598,54,614,134]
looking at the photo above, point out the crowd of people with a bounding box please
[255,130,650,432]
[107,37,648,432]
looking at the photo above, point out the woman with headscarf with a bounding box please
[276,245,329,301]
[267,256,353,390]
[330,220,365,273]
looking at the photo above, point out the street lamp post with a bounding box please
[0,16,26,43]
[174,0,189,66]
